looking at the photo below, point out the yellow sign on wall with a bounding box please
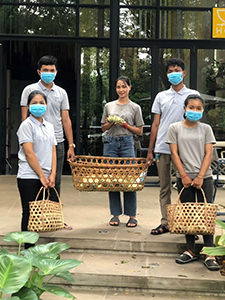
[213,8,225,38]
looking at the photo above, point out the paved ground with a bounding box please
[0,175,225,300]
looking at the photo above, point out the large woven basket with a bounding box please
[166,187,218,235]
[28,187,64,232]
[69,155,149,192]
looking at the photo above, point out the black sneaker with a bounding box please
[176,251,198,264]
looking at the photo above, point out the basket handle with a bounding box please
[34,186,61,204]
[176,187,207,204]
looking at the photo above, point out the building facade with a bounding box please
[0,0,225,174]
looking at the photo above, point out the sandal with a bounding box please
[151,224,169,235]
[126,218,138,228]
[109,216,120,226]
[204,257,220,271]
[64,223,72,230]
[176,251,198,264]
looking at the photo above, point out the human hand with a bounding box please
[40,175,49,188]
[48,174,55,188]
[67,147,75,160]
[181,175,192,188]
[146,152,154,165]
[191,176,203,189]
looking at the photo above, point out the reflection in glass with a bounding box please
[120,48,152,149]
[120,0,155,5]
[120,8,156,38]
[160,10,211,39]
[80,0,110,4]
[160,0,216,7]
[79,8,110,37]
[0,5,76,35]
[158,49,190,91]
[80,47,109,155]
[197,49,225,140]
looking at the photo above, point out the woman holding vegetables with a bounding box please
[101,76,144,227]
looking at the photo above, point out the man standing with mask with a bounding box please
[20,56,75,229]
[147,58,200,235]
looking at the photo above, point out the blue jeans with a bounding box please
[103,135,137,217]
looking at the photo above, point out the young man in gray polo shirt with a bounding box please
[20,55,75,210]
[146,58,200,235]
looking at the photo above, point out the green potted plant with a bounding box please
[0,231,81,299]
[201,219,225,275]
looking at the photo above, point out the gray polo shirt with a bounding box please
[151,85,199,154]
[166,122,216,179]
[101,100,144,136]
[17,115,57,179]
[20,80,70,143]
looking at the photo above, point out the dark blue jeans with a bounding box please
[103,135,137,217]
[55,142,65,195]
[177,177,214,253]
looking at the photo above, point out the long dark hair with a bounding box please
[27,90,47,106]
[115,76,131,87]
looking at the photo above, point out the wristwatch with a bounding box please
[69,143,76,148]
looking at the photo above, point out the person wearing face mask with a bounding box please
[147,58,200,235]
[20,55,74,230]
[17,90,57,248]
[166,94,220,271]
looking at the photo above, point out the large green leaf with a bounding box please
[4,232,39,245]
[216,220,225,230]
[0,254,31,294]
[5,297,21,300]
[215,235,221,247]
[13,287,38,300]
[0,248,8,255]
[43,284,76,299]
[33,258,81,276]
[54,271,75,283]
[201,246,225,256]
[218,234,225,246]
[22,242,70,258]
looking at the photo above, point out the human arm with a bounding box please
[61,110,75,160]
[146,114,160,163]
[101,119,114,132]
[170,143,192,188]
[48,145,57,188]
[22,142,49,188]
[116,122,143,136]
[21,107,29,121]
[192,143,213,189]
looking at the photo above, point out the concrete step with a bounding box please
[41,287,225,300]
[50,251,225,297]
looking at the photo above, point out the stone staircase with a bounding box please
[1,234,225,299]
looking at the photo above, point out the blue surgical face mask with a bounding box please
[29,104,47,117]
[41,72,56,84]
[167,72,183,85]
[185,110,203,122]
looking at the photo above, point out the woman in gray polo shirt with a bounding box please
[167,94,219,271]
[101,76,144,227]
[17,90,57,248]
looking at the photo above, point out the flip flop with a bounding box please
[109,216,120,226]
[151,224,169,235]
[126,218,138,228]
[64,223,72,230]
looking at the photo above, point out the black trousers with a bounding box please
[17,178,58,249]
[177,177,214,253]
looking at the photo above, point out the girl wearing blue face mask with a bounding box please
[166,94,219,271]
[17,90,57,248]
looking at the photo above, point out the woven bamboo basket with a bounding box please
[166,187,218,235]
[69,155,149,192]
[28,187,64,232]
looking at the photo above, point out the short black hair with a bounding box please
[27,90,47,106]
[166,58,185,72]
[183,94,204,119]
[116,76,131,87]
[37,55,58,70]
